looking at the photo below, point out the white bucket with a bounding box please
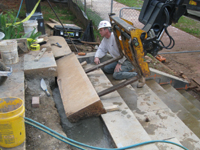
[23,20,38,38]
[0,40,19,64]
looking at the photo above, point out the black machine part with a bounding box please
[0,62,8,86]
[139,0,187,56]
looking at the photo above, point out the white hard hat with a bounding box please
[98,20,111,30]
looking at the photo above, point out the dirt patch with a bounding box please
[25,77,71,150]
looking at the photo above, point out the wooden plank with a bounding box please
[86,67,158,150]
[46,22,80,29]
[56,53,105,122]
[104,105,120,112]
[49,18,60,24]
[193,77,200,86]
[48,36,72,58]
[34,48,47,61]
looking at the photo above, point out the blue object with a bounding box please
[24,117,189,150]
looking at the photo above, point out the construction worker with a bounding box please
[94,20,138,80]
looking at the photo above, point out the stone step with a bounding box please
[108,77,200,149]
[86,68,159,150]
[178,89,200,110]
[146,80,200,140]
[56,53,105,122]
[162,84,200,120]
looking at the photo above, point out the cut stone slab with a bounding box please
[56,53,105,122]
[48,36,72,58]
[162,84,200,120]
[147,68,189,89]
[0,59,25,150]
[178,89,200,110]
[0,59,24,100]
[77,52,96,64]
[87,68,158,150]
[146,80,200,139]
[24,50,57,78]
[108,77,200,149]
[156,138,183,150]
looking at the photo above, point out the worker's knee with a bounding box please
[113,71,137,80]
[113,72,122,80]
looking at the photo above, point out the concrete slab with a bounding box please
[162,84,200,120]
[147,68,189,90]
[146,80,200,139]
[108,78,200,149]
[87,68,158,150]
[0,59,24,100]
[56,53,105,122]
[48,36,72,58]
[77,52,96,64]
[0,59,25,150]
[156,138,183,150]
[178,89,200,110]
[24,50,57,78]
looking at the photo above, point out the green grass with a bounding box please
[115,0,143,8]
[41,4,77,23]
[173,16,200,38]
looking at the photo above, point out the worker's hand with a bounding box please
[114,63,122,72]
[94,57,100,65]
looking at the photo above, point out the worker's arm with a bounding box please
[94,38,108,64]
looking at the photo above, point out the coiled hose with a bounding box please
[25,117,188,150]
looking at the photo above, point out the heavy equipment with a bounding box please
[86,0,187,96]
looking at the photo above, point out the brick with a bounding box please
[32,97,40,108]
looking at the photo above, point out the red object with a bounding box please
[78,52,86,56]
[32,97,40,108]
[155,55,166,62]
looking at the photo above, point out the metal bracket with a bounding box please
[85,56,123,73]
[98,76,139,97]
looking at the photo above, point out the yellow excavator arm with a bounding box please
[109,0,187,78]
[110,15,150,77]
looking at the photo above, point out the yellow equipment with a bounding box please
[86,0,186,96]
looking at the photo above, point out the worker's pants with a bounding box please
[100,55,137,80]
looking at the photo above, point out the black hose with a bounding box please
[158,7,175,49]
